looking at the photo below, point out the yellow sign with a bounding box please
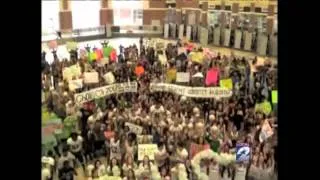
[255,101,272,115]
[138,144,158,161]
[220,78,233,90]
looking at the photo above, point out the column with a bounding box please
[100,0,113,25]
[267,3,276,35]
[143,0,166,26]
[59,0,72,31]
[201,2,208,26]
[231,3,239,30]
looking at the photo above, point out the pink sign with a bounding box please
[205,68,219,86]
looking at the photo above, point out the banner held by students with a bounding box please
[74,82,138,104]
[149,83,232,99]
[138,144,158,161]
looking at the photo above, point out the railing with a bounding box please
[41,25,164,42]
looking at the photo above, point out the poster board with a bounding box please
[138,144,158,161]
[84,72,99,84]
[176,72,190,83]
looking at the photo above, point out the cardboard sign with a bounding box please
[176,72,190,83]
[74,82,138,104]
[125,122,143,135]
[138,144,158,161]
[189,143,210,158]
[68,79,83,91]
[255,101,272,115]
[272,90,278,104]
[220,78,233,90]
[103,72,115,85]
[84,72,99,84]
[259,120,274,142]
[150,83,232,99]
[205,68,219,86]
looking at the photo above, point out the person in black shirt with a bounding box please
[58,161,77,180]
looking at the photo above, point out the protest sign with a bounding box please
[137,135,153,144]
[62,68,73,81]
[66,41,77,50]
[68,79,83,91]
[69,65,81,77]
[259,119,274,142]
[103,72,115,84]
[205,68,219,86]
[149,83,232,99]
[125,122,143,135]
[84,72,99,84]
[272,90,278,104]
[189,52,204,64]
[189,143,210,158]
[220,78,233,90]
[158,54,167,65]
[176,72,190,83]
[138,144,158,161]
[74,82,138,104]
[166,68,177,83]
[236,143,250,162]
[255,101,272,115]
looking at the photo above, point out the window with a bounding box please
[41,0,60,34]
[71,0,100,30]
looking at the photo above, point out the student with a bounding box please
[57,147,76,170]
[123,168,136,180]
[67,132,85,171]
[58,161,77,180]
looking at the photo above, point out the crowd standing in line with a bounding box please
[41,37,277,180]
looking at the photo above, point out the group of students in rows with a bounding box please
[41,37,277,180]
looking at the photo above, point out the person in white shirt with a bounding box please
[107,157,121,176]
[67,133,85,171]
[41,151,55,180]
[57,147,76,170]
[209,159,220,180]
[234,162,247,180]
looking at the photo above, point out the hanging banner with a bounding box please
[149,83,232,99]
[74,82,138,104]
[138,144,158,161]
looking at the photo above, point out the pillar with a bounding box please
[231,3,240,30]
[100,0,113,25]
[267,3,276,35]
[59,0,72,31]
[143,0,166,25]
[201,2,208,26]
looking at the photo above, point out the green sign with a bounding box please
[272,90,278,104]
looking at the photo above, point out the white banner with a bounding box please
[176,72,190,83]
[84,72,99,84]
[149,83,232,99]
[74,82,138,104]
[125,122,143,135]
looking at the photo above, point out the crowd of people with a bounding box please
[41,37,277,180]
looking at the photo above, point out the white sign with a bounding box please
[176,72,190,83]
[149,83,232,99]
[259,119,274,142]
[74,82,138,104]
[84,72,99,84]
[103,72,115,85]
[68,79,83,91]
[125,122,143,135]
